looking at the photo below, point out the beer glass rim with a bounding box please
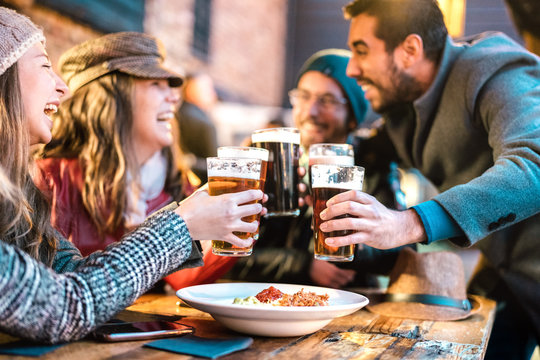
[311,164,365,172]
[207,156,262,163]
[252,127,299,134]
[217,146,269,161]
[207,156,262,179]
[309,143,354,149]
[309,143,355,157]
[251,127,300,144]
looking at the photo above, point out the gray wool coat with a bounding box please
[384,32,540,335]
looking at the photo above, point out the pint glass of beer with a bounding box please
[308,143,354,188]
[217,146,269,240]
[251,128,300,217]
[311,164,364,262]
[207,157,262,256]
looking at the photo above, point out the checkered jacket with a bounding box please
[0,209,202,343]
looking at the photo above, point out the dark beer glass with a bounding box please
[207,157,262,256]
[217,146,269,240]
[311,164,364,262]
[251,128,300,217]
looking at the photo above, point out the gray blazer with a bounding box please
[384,32,540,334]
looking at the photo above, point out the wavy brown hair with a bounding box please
[0,63,58,265]
[39,72,188,237]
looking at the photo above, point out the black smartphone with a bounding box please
[92,321,194,342]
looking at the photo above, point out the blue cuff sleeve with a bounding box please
[412,200,464,244]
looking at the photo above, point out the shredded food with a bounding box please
[256,286,329,307]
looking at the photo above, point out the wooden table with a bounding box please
[0,293,495,359]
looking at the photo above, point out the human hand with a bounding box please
[297,166,312,207]
[309,259,356,288]
[319,190,426,249]
[176,186,265,247]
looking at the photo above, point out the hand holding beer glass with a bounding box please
[217,146,269,240]
[311,164,364,261]
[308,143,354,189]
[207,157,262,256]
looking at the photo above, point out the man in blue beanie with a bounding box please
[291,48,369,147]
[224,49,405,289]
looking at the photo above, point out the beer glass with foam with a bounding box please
[251,128,300,217]
[311,164,364,261]
[207,156,262,256]
[217,146,269,240]
[308,143,354,188]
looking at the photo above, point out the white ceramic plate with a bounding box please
[176,282,368,337]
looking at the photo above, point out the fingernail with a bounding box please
[320,210,327,220]
[325,238,334,246]
[319,222,327,231]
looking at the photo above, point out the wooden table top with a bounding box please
[0,292,495,360]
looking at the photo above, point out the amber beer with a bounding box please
[311,164,364,262]
[207,157,261,256]
[217,147,269,240]
[252,128,300,217]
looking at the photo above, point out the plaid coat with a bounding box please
[0,207,202,343]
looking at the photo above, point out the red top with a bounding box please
[34,157,237,288]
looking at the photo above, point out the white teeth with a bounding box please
[157,112,174,121]
[44,104,58,116]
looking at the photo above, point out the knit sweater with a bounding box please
[0,208,202,343]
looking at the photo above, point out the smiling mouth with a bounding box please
[157,112,174,121]
[44,104,58,117]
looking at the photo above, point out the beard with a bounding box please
[365,58,425,115]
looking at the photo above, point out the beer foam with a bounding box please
[311,165,364,190]
[207,168,260,180]
[311,179,363,190]
[309,155,354,166]
[252,128,300,144]
[218,147,269,161]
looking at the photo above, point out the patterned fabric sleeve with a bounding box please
[0,210,199,343]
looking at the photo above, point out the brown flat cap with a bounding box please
[59,32,183,92]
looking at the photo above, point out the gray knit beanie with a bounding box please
[0,7,45,76]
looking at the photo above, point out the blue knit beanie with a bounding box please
[296,49,368,125]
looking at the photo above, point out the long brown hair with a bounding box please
[0,63,58,265]
[39,72,187,236]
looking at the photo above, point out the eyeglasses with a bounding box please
[288,89,347,111]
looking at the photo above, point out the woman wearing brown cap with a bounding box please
[0,6,263,343]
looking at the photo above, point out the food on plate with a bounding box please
[233,286,329,306]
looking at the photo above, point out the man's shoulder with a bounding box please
[178,101,208,118]
[455,31,535,63]
[444,32,539,95]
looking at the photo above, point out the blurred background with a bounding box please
[1,0,522,146]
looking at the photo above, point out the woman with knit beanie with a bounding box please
[0,6,263,343]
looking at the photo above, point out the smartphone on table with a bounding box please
[92,320,194,342]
